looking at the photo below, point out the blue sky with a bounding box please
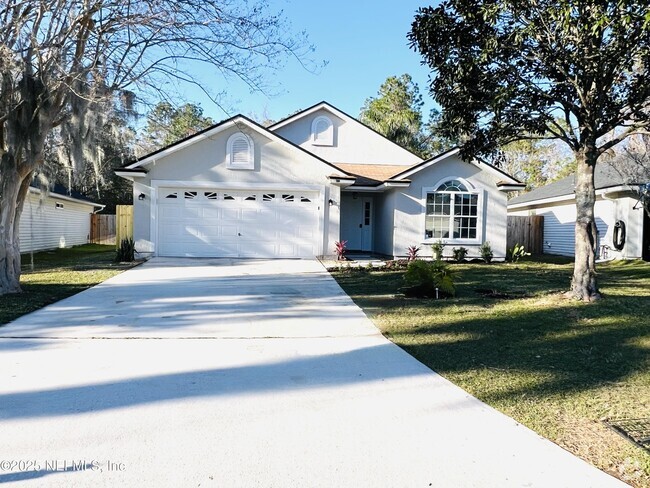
[177,1,438,123]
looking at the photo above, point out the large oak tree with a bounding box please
[0,0,308,294]
[409,1,650,300]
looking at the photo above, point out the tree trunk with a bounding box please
[571,147,600,301]
[0,158,28,295]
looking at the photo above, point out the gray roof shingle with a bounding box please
[508,162,648,205]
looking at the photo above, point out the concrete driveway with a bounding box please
[0,258,626,487]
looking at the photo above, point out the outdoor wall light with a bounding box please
[138,193,146,201]
[328,198,337,207]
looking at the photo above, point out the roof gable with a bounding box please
[269,101,424,162]
[391,147,524,187]
[123,114,351,177]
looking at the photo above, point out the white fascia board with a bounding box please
[115,170,147,180]
[497,184,527,192]
[507,185,632,209]
[382,181,411,188]
[328,176,356,188]
[342,186,386,192]
[29,186,103,208]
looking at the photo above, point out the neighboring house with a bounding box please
[116,101,524,260]
[508,163,650,261]
[20,185,104,253]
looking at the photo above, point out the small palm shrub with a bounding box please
[452,246,468,262]
[403,259,457,298]
[116,237,136,262]
[479,241,494,263]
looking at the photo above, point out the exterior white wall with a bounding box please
[390,155,509,260]
[19,191,95,253]
[373,192,395,256]
[273,108,422,166]
[132,125,341,257]
[508,193,644,259]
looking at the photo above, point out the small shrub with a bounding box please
[479,241,494,263]
[334,240,347,261]
[403,259,457,298]
[507,243,531,263]
[407,245,420,261]
[431,240,446,261]
[115,237,136,262]
[452,247,468,262]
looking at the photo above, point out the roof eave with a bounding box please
[328,175,357,188]
[507,184,634,209]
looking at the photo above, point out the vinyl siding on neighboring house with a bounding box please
[508,195,644,258]
[20,191,96,253]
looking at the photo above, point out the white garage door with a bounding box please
[157,188,321,258]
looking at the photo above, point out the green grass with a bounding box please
[0,244,135,325]
[333,258,650,487]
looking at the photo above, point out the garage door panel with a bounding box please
[220,225,239,238]
[157,187,320,258]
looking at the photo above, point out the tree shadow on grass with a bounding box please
[334,261,650,404]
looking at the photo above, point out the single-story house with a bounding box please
[20,185,104,253]
[116,101,524,260]
[508,163,650,261]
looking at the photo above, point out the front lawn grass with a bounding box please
[333,258,650,487]
[0,244,134,325]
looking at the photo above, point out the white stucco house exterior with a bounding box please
[116,102,524,260]
[508,164,650,261]
[21,186,104,253]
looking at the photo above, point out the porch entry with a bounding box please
[341,193,373,251]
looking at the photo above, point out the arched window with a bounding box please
[425,178,480,241]
[311,116,334,146]
[226,132,254,169]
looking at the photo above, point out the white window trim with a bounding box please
[226,132,254,170]
[421,178,484,245]
[311,116,334,146]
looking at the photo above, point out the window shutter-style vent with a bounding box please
[184,191,198,199]
[226,132,254,169]
[204,191,218,200]
[262,193,275,202]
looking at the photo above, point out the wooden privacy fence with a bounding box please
[507,215,544,255]
[90,213,116,245]
[115,205,134,248]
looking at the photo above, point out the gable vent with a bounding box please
[226,132,254,170]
